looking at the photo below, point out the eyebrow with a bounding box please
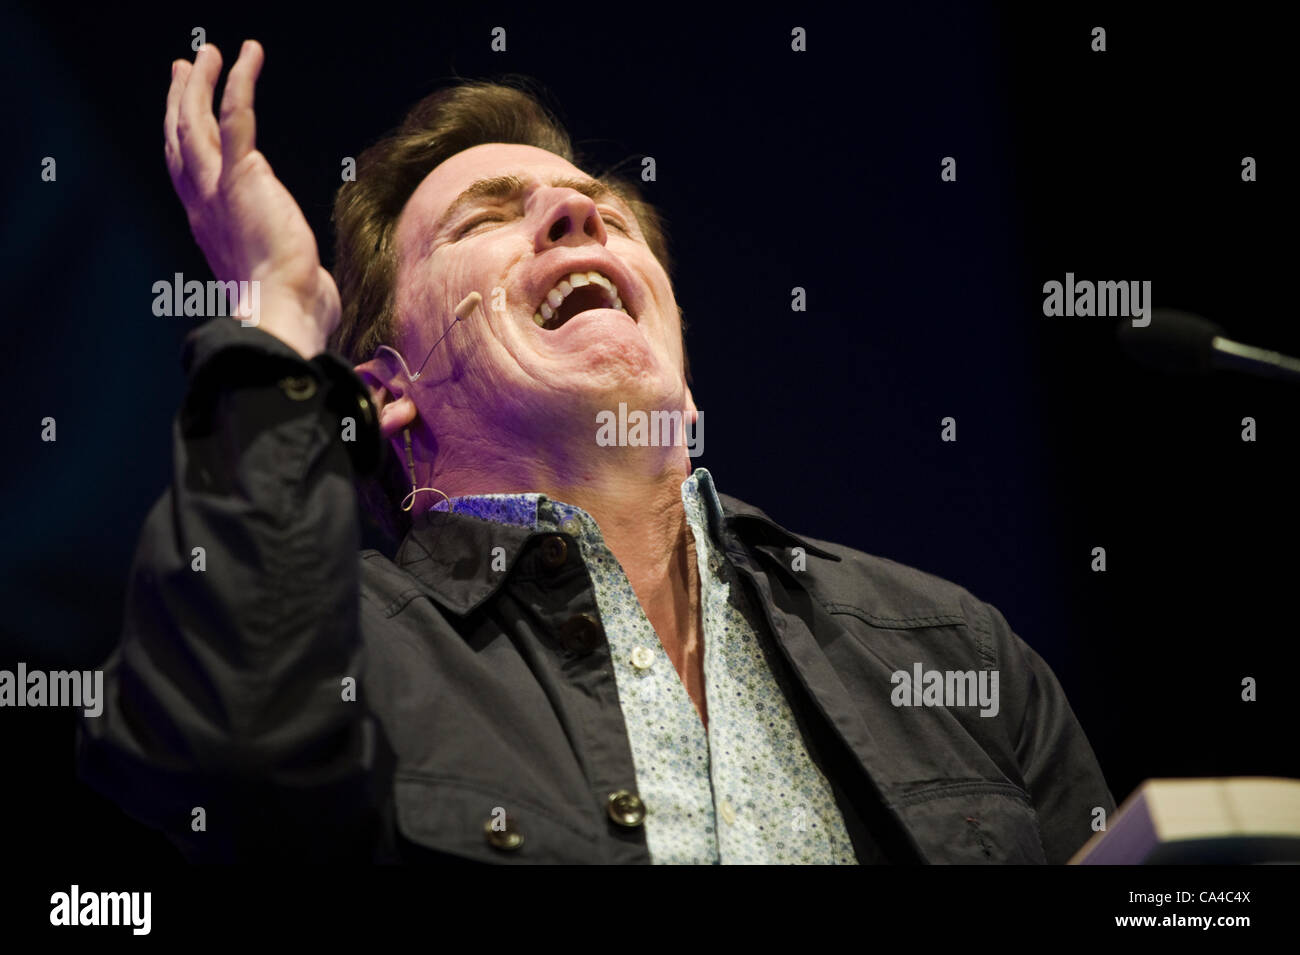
[436,173,630,234]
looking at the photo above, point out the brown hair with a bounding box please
[330,77,686,543]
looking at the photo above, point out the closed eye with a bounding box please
[601,211,630,234]
[457,215,504,238]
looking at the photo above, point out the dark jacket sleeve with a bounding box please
[76,318,390,862]
[986,601,1116,864]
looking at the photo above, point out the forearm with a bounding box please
[78,318,383,861]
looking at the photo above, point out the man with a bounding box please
[78,40,1114,863]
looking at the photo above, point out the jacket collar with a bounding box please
[714,492,841,563]
[392,481,839,616]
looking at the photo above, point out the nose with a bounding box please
[535,190,607,250]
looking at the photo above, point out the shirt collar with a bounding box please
[425,466,729,549]
[393,468,838,617]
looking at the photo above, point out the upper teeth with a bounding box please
[534,271,628,327]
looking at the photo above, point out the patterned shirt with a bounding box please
[430,468,858,864]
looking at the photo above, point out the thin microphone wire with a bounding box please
[371,291,484,514]
[374,291,483,382]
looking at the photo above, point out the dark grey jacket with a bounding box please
[78,319,1115,864]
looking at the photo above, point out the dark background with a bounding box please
[2,1,1294,865]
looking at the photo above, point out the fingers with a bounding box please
[219,40,263,175]
[176,43,223,193]
[163,59,192,185]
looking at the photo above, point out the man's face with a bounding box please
[391,143,692,447]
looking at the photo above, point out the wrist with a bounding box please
[247,292,332,359]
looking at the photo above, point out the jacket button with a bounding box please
[607,790,647,828]
[483,814,524,851]
[539,535,568,569]
[557,613,604,653]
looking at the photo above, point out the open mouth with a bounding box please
[533,271,633,331]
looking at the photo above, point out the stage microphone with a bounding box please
[1117,308,1300,384]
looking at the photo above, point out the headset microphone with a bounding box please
[370,291,484,513]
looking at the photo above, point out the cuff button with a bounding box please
[278,375,318,400]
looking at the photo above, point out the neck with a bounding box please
[418,435,701,640]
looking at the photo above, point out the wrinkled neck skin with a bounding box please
[418,406,696,580]
[412,403,701,661]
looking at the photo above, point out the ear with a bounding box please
[353,355,417,440]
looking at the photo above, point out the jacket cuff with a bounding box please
[179,319,383,477]
[181,316,308,376]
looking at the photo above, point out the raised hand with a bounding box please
[165,41,339,358]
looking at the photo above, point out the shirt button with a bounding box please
[630,646,654,670]
[538,535,568,569]
[720,800,736,825]
[557,613,604,654]
[483,814,524,851]
[607,790,647,828]
[561,517,582,536]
